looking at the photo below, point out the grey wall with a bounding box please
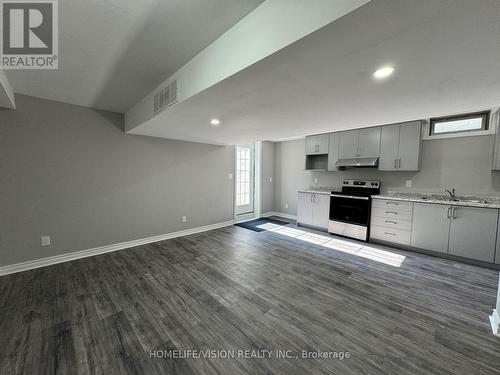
[0,95,235,267]
[274,136,500,216]
[261,141,275,213]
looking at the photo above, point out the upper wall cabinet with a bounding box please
[491,110,500,170]
[305,134,329,155]
[338,127,381,159]
[379,121,423,171]
[327,132,340,171]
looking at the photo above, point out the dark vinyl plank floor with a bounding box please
[1,217,499,374]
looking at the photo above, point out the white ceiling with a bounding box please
[5,0,264,113]
[130,0,500,145]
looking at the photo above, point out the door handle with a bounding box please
[398,158,402,169]
[447,206,452,219]
[452,207,457,219]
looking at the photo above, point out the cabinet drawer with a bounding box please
[371,207,413,221]
[372,199,413,212]
[370,216,412,231]
[370,225,411,246]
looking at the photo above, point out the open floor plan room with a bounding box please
[1,223,499,374]
[1,0,500,374]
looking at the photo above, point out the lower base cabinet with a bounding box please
[297,192,329,230]
[377,201,500,264]
[411,203,450,254]
[448,206,498,263]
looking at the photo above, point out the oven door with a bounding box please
[329,194,370,227]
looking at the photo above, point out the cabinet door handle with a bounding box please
[398,158,402,169]
[384,232,397,236]
[394,159,398,169]
[385,220,398,224]
[447,206,452,219]
[385,211,398,215]
[452,207,457,219]
[386,202,398,206]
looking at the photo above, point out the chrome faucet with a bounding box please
[445,188,458,201]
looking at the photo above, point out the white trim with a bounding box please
[490,309,500,337]
[0,220,234,277]
[261,211,297,220]
[234,213,257,223]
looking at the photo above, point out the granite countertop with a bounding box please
[373,192,500,209]
[298,187,338,195]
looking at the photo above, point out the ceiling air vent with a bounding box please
[153,80,178,115]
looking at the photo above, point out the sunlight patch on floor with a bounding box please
[256,223,284,231]
[269,226,406,267]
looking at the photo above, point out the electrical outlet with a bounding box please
[228,173,233,180]
[313,177,318,184]
[41,236,51,246]
[406,180,412,187]
[285,203,289,209]
[269,176,273,183]
[182,216,187,223]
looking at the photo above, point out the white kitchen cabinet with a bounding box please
[370,199,413,246]
[327,133,340,171]
[305,134,329,155]
[338,128,381,159]
[297,192,314,226]
[297,192,330,230]
[411,203,451,254]
[358,127,381,158]
[378,125,400,170]
[448,206,498,262]
[379,121,422,171]
[312,193,330,229]
[491,110,500,170]
[338,130,359,159]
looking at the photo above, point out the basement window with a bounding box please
[429,111,490,136]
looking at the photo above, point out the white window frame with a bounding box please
[423,109,497,140]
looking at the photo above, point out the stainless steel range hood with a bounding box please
[335,157,379,169]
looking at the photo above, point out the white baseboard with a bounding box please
[0,220,234,277]
[261,211,297,220]
[490,309,500,337]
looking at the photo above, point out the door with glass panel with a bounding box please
[235,146,255,215]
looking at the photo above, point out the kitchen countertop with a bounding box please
[298,187,338,195]
[373,192,500,209]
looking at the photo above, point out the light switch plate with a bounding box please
[41,236,51,246]
[314,177,318,184]
[406,180,412,187]
[228,173,233,180]
[285,203,289,209]
[182,216,187,223]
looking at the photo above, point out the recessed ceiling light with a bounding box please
[210,118,221,126]
[373,66,395,79]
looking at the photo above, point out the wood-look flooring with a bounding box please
[1,218,499,374]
